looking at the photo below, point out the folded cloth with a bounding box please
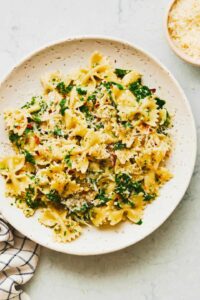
[0,214,40,300]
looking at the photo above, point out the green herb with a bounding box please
[80,203,91,212]
[121,121,133,128]
[157,110,171,133]
[21,97,36,109]
[115,173,133,201]
[113,141,126,150]
[114,200,122,209]
[87,94,96,103]
[111,82,124,90]
[47,189,61,204]
[76,87,87,95]
[32,115,41,124]
[21,97,47,113]
[39,100,48,112]
[88,178,98,192]
[95,189,109,206]
[144,193,155,201]
[95,123,104,130]
[24,150,35,164]
[59,98,68,116]
[24,127,33,135]
[25,186,40,209]
[115,68,130,79]
[9,132,20,146]
[115,173,145,201]
[80,105,93,121]
[163,111,171,127]
[56,82,73,95]
[128,200,135,208]
[103,81,124,90]
[155,97,166,109]
[136,219,143,225]
[132,181,144,194]
[65,149,74,167]
[102,81,112,91]
[129,79,151,101]
[53,127,63,137]
[71,202,94,214]
[101,82,114,103]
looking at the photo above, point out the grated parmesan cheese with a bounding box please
[168,0,200,60]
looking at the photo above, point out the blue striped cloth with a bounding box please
[0,214,39,300]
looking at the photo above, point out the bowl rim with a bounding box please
[0,35,197,255]
[165,0,200,67]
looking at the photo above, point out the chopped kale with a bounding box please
[132,181,144,194]
[21,97,36,109]
[87,94,96,103]
[76,87,87,95]
[115,68,130,79]
[80,105,93,121]
[111,82,124,90]
[53,127,63,137]
[115,173,145,201]
[163,111,171,127]
[144,193,155,201]
[115,173,134,201]
[121,121,133,128]
[95,123,104,130]
[136,219,143,225]
[25,186,40,209]
[95,189,109,206]
[24,127,33,135]
[32,115,41,124]
[113,141,126,150]
[155,97,166,109]
[9,132,20,146]
[157,110,171,133]
[56,82,73,95]
[71,202,93,214]
[24,150,35,165]
[22,97,47,113]
[103,81,124,90]
[38,100,48,112]
[59,98,68,116]
[78,203,90,212]
[129,79,151,101]
[114,200,123,209]
[47,189,61,204]
[64,150,73,168]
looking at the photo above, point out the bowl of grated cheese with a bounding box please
[166,0,200,66]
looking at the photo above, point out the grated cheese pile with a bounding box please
[168,0,200,60]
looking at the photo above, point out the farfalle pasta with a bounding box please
[0,52,173,242]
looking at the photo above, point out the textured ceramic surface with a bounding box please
[0,37,196,255]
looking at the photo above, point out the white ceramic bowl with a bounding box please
[165,0,200,67]
[0,37,197,255]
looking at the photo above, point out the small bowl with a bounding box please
[165,0,200,67]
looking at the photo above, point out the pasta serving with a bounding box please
[0,52,173,242]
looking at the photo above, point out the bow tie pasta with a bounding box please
[0,52,173,242]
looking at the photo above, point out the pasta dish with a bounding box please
[0,52,173,242]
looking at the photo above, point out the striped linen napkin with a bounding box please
[0,214,39,300]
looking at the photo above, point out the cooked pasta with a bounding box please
[0,52,173,242]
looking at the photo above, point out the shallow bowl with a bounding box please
[0,36,197,255]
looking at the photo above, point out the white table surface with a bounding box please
[1,0,200,299]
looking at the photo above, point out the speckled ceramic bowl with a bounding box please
[0,37,197,255]
[165,0,200,67]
